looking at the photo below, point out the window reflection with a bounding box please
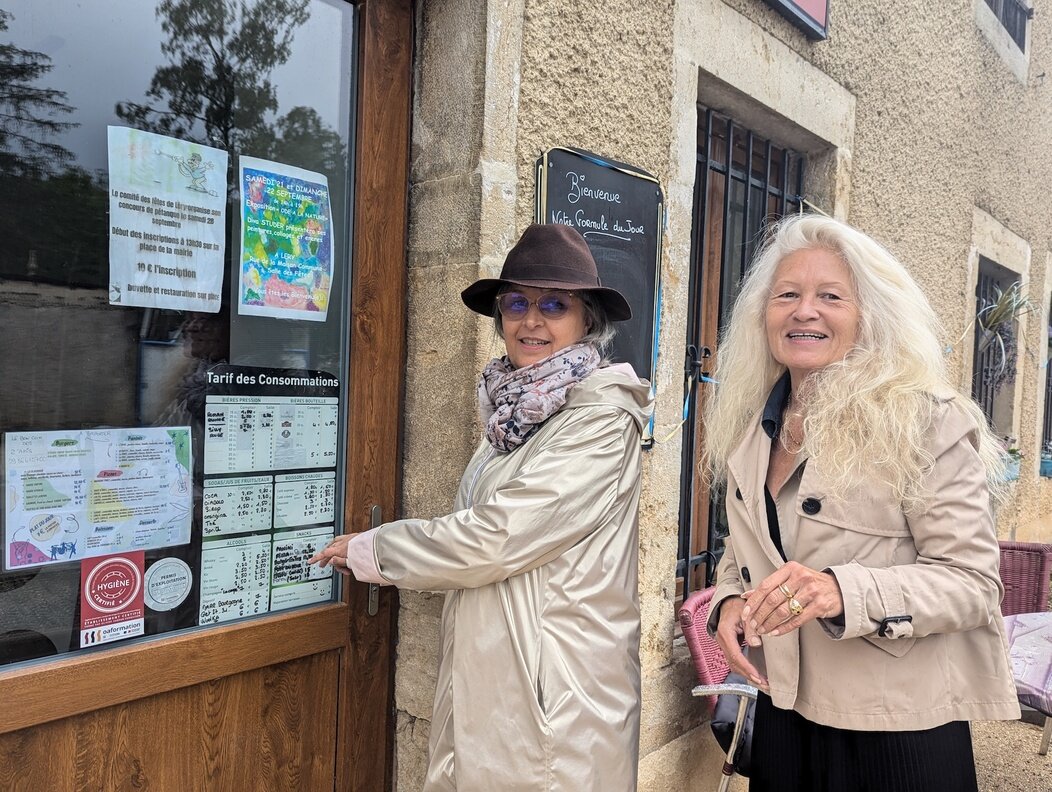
[0,0,355,666]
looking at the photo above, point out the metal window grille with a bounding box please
[984,0,1032,52]
[678,107,805,596]
[1044,360,1052,453]
[972,259,1018,426]
[1043,298,1052,454]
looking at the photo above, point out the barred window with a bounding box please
[984,0,1032,52]
[1042,295,1052,456]
[678,107,805,596]
[972,256,1020,437]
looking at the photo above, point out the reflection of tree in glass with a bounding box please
[270,106,346,188]
[0,10,106,288]
[0,10,77,178]
[115,0,309,154]
[115,0,348,221]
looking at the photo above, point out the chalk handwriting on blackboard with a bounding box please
[537,147,663,387]
[556,172,646,241]
[566,171,622,205]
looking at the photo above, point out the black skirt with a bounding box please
[748,693,978,792]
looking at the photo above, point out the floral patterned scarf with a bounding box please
[477,342,601,452]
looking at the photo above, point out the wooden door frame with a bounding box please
[0,2,412,789]
[338,0,412,789]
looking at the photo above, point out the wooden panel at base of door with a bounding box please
[0,650,339,792]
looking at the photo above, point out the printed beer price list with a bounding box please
[204,395,338,475]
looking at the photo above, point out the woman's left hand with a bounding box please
[742,561,844,637]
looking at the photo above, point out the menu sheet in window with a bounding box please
[198,365,339,625]
[4,427,192,570]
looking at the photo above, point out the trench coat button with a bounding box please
[801,497,821,515]
[735,488,743,500]
[741,567,751,583]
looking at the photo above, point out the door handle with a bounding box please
[367,505,382,616]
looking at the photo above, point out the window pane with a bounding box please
[0,0,356,667]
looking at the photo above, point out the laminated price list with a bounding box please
[204,395,338,475]
[270,526,334,611]
[203,475,273,536]
[275,472,336,528]
[199,534,272,625]
[199,369,340,626]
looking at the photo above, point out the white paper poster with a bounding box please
[4,427,193,569]
[238,156,333,322]
[107,126,228,312]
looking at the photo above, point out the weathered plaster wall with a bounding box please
[396,1,492,786]
[714,0,1052,538]
[399,0,1051,788]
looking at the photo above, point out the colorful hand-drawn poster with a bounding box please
[4,427,193,570]
[107,126,228,313]
[80,552,145,647]
[238,157,333,322]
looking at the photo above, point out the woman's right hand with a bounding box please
[715,596,769,691]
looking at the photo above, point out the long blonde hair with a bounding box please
[702,214,1006,509]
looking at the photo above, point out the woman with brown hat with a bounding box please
[312,223,654,791]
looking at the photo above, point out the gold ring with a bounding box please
[778,583,794,599]
[788,597,804,616]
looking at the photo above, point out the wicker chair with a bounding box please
[998,540,1052,616]
[998,540,1052,755]
[680,587,757,792]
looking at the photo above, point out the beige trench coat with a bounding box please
[374,367,653,791]
[708,395,1020,731]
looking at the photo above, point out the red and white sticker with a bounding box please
[80,552,145,647]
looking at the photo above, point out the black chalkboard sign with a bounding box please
[536,147,663,384]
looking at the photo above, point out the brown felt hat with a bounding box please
[461,223,632,321]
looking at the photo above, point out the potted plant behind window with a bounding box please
[1000,436,1023,482]
[975,281,1033,394]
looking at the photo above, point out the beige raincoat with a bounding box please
[373,366,653,791]
[708,395,1020,730]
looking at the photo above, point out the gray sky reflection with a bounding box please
[4,0,353,173]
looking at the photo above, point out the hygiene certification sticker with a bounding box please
[80,552,145,647]
[144,557,193,612]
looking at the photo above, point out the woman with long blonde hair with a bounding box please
[704,214,1018,791]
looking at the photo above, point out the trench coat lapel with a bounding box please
[727,414,788,570]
